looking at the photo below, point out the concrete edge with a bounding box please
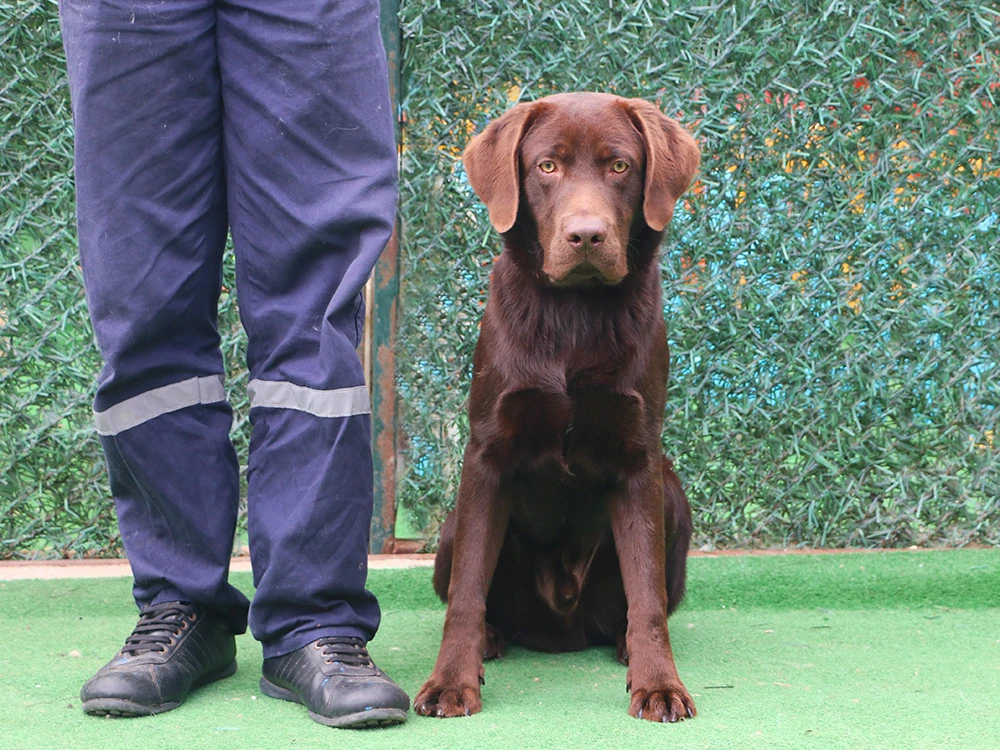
[0,546,964,582]
[0,554,436,581]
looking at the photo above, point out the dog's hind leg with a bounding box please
[484,622,505,660]
[432,510,457,603]
[662,456,692,616]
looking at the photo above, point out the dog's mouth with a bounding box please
[549,263,622,289]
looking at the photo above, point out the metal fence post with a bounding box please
[368,0,402,553]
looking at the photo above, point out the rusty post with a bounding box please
[369,0,402,553]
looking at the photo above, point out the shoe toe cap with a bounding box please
[319,675,411,716]
[81,663,162,704]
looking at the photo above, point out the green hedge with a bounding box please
[1,0,997,557]
[0,1,250,558]
[395,0,1000,548]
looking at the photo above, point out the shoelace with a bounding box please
[316,636,374,668]
[120,602,196,656]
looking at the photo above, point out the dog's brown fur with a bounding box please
[414,92,700,723]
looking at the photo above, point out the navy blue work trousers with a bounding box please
[59,0,396,657]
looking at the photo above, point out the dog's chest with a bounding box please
[489,385,650,478]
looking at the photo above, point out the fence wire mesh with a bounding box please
[1,0,250,558]
[2,0,998,557]
[395,0,1000,548]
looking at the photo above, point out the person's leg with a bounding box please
[216,0,407,727]
[217,0,395,655]
[60,0,248,639]
[61,0,247,630]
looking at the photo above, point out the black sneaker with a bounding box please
[80,601,237,716]
[260,636,409,728]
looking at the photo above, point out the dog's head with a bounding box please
[463,92,700,288]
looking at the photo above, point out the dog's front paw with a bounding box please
[414,678,482,718]
[628,683,696,723]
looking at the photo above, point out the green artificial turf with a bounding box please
[2,550,998,749]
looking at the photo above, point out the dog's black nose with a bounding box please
[564,217,607,252]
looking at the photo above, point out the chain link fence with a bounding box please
[395,0,1000,548]
[2,0,998,557]
[1,0,250,558]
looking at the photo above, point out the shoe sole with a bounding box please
[259,677,408,728]
[82,660,238,717]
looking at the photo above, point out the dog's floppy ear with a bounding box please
[626,99,700,232]
[463,101,540,233]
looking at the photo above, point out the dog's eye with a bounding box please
[538,160,557,174]
[611,160,629,173]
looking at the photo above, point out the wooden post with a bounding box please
[368,0,402,553]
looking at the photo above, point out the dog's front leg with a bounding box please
[415,450,508,717]
[610,466,696,723]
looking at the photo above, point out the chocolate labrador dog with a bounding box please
[414,92,700,723]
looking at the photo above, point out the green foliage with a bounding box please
[396,0,1000,547]
[2,0,997,556]
[0,1,250,558]
[1,1,107,556]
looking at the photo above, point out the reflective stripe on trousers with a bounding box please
[93,377,372,436]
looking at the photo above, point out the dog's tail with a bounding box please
[662,456,693,616]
